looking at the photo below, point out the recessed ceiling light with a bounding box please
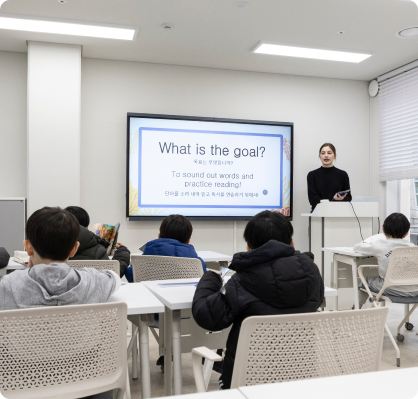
[234,2,249,9]
[253,43,371,63]
[0,15,136,40]
[0,0,8,7]
[397,27,418,38]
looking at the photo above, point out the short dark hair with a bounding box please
[160,215,193,244]
[244,210,293,249]
[383,213,410,239]
[65,206,90,228]
[26,207,80,261]
[319,143,336,157]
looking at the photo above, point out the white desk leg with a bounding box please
[351,258,360,310]
[172,309,182,395]
[164,307,173,396]
[132,323,138,380]
[333,255,338,311]
[139,314,151,399]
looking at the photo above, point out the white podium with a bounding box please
[302,200,379,309]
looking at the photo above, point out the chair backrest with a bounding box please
[383,247,418,288]
[0,302,127,399]
[67,259,120,276]
[230,307,388,389]
[131,255,203,282]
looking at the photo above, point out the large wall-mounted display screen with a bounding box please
[127,113,293,220]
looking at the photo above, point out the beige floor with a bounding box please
[126,302,418,398]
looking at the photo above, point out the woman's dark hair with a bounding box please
[65,206,90,228]
[244,210,293,249]
[383,213,410,239]
[26,207,80,261]
[319,143,336,157]
[160,215,193,244]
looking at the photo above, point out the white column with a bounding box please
[27,42,81,216]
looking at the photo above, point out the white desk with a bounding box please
[0,259,26,278]
[323,247,376,310]
[198,251,232,270]
[143,278,337,396]
[238,367,418,399]
[107,282,164,315]
[302,201,377,291]
[131,251,232,271]
[107,283,164,399]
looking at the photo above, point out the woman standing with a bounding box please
[307,143,352,211]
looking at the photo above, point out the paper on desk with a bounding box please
[327,247,355,252]
[158,282,198,288]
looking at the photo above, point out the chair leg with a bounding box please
[126,371,131,399]
[372,300,401,367]
[116,387,126,399]
[203,357,214,390]
[192,352,206,393]
[397,304,418,335]
[384,323,401,367]
[127,326,138,357]
[404,304,409,323]
[150,327,159,343]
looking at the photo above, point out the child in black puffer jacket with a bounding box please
[192,210,324,389]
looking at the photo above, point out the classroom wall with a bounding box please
[81,58,371,255]
[0,51,27,198]
[369,94,386,222]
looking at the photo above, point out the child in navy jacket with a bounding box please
[125,214,206,282]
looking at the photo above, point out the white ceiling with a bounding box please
[1,0,418,81]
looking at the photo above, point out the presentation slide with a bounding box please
[127,115,292,219]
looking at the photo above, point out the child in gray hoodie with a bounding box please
[0,207,120,310]
[355,213,418,307]
[0,207,120,399]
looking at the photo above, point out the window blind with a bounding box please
[379,67,418,181]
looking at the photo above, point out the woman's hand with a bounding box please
[116,242,126,249]
[333,192,348,201]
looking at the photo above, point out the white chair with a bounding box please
[130,255,229,387]
[0,302,128,399]
[67,259,120,276]
[130,255,203,281]
[130,256,204,353]
[192,307,388,392]
[358,246,418,367]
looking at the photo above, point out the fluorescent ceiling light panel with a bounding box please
[0,16,135,40]
[254,43,371,63]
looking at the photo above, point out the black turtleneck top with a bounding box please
[307,166,352,211]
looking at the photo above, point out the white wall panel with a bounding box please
[81,59,370,256]
[27,42,81,216]
[0,51,27,198]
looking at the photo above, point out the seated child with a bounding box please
[0,207,120,310]
[65,206,130,278]
[125,214,207,282]
[355,212,418,305]
[192,210,324,390]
